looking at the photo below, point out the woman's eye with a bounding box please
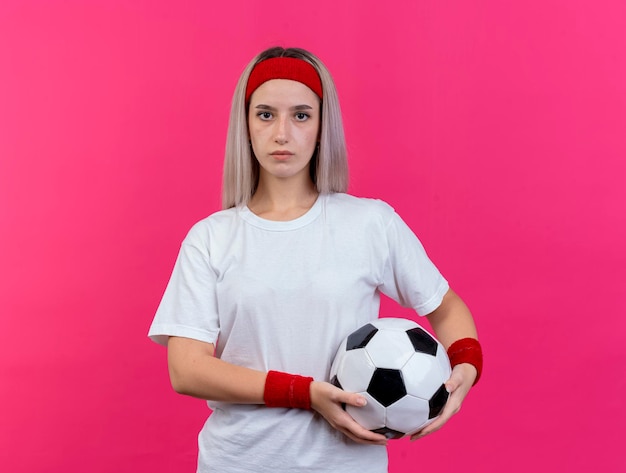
[258,112,272,120]
[295,112,309,121]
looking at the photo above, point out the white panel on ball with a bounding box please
[435,346,452,379]
[336,348,377,393]
[372,317,418,331]
[384,394,431,434]
[401,353,445,399]
[346,392,386,431]
[365,330,414,369]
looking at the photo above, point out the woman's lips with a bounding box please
[270,151,294,160]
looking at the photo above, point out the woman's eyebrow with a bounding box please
[254,104,314,111]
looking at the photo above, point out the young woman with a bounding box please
[149,46,482,473]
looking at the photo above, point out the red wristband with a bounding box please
[447,338,483,386]
[264,370,314,410]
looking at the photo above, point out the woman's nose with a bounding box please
[274,116,289,144]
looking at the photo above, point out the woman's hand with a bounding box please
[410,362,477,441]
[310,381,388,446]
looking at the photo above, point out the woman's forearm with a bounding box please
[167,336,267,403]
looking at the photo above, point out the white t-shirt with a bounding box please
[149,193,449,473]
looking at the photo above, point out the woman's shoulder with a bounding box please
[182,207,241,245]
[326,192,396,217]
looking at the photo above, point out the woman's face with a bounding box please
[248,79,320,185]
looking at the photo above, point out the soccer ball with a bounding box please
[330,318,451,439]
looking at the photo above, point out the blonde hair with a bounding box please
[221,47,348,209]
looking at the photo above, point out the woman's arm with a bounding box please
[427,288,478,349]
[411,288,480,440]
[166,336,389,446]
[167,336,266,403]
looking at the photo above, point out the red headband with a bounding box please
[245,57,323,104]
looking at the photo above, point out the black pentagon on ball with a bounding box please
[406,327,438,356]
[428,383,449,419]
[346,323,378,350]
[367,368,406,407]
[372,427,405,440]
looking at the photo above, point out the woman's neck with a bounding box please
[248,179,319,221]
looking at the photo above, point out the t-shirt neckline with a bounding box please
[240,194,324,231]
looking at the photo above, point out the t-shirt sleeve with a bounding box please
[148,230,220,347]
[379,210,449,316]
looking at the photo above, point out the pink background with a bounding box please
[1,1,625,471]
